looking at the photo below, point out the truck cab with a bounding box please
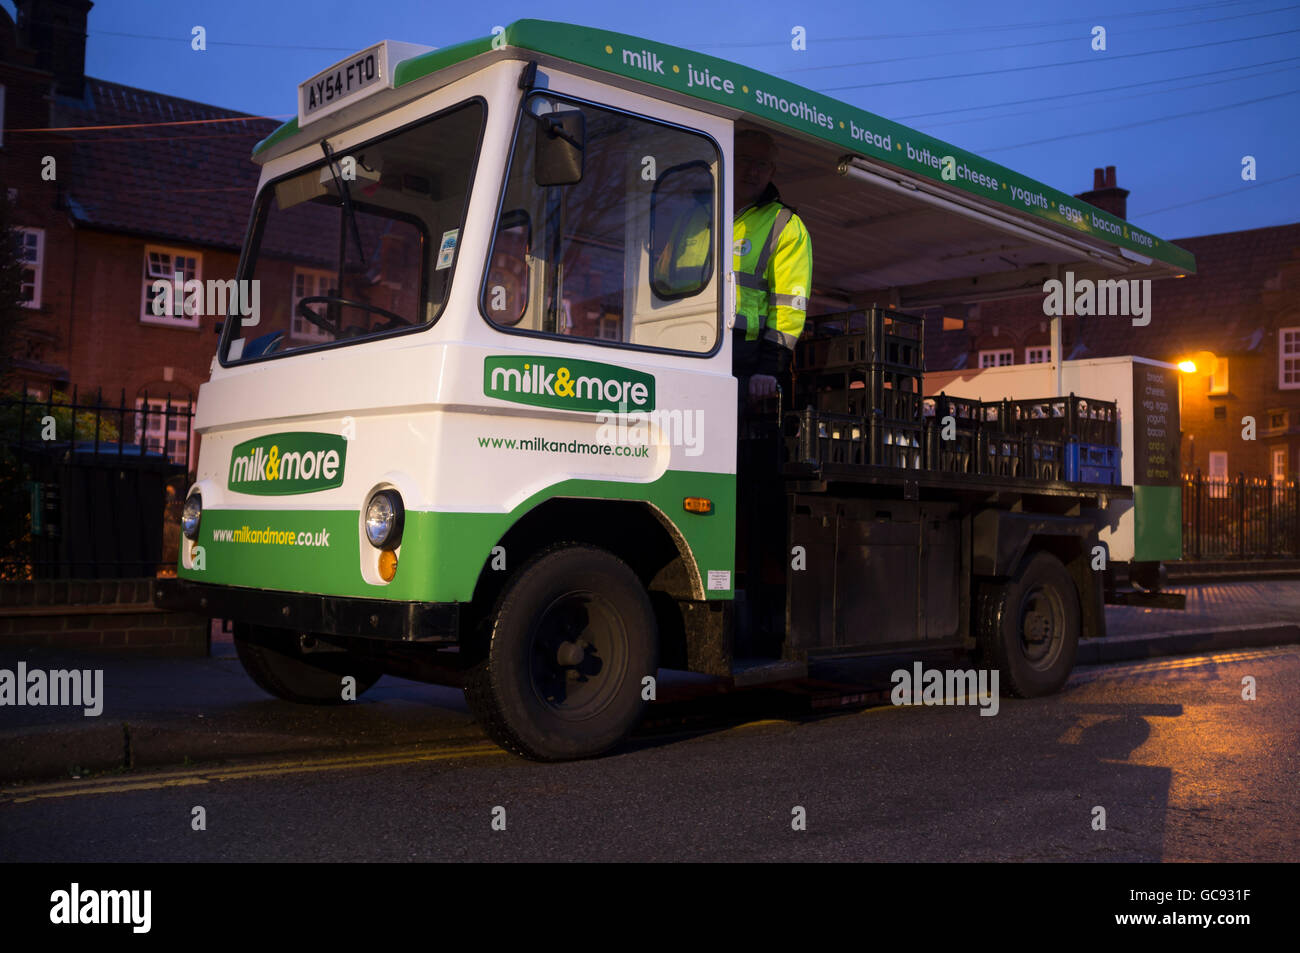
[161,22,1195,760]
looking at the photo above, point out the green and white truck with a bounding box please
[160,21,1194,760]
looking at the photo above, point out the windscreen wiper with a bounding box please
[321,139,366,266]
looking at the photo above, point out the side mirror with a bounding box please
[535,110,585,187]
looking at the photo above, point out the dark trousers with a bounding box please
[734,373,786,655]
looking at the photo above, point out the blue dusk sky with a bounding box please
[15,0,1299,241]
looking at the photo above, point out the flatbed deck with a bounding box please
[782,462,1131,502]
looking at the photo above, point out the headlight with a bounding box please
[182,492,203,541]
[365,490,403,548]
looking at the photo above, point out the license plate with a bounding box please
[300,46,383,121]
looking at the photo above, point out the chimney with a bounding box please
[1074,165,1129,220]
[14,0,94,99]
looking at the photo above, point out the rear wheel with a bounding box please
[464,544,658,761]
[976,551,1080,698]
[234,623,383,705]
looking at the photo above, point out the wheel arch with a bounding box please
[463,496,706,665]
[972,509,1106,640]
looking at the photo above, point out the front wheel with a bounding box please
[234,623,383,705]
[464,544,658,761]
[975,550,1080,698]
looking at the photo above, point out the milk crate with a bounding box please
[994,394,1118,445]
[873,417,924,470]
[784,409,922,470]
[923,417,977,474]
[1065,441,1120,485]
[784,410,870,467]
[980,430,1023,478]
[793,364,923,423]
[1026,437,1065,482]
[795,307,924,373]
[923,392,981,431]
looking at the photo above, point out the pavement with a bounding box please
[1092,580,1300,662]
[1,580,1298,785]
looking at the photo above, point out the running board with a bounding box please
[1107,589,1186,609]
[730,658,809,687]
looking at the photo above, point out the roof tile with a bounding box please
[53,78,281,250]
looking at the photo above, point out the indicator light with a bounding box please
[378,549,398,581]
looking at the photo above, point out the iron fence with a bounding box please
[1182,471,1300,559]
[0,385,195,579]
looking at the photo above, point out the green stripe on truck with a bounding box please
[179,470,735,603]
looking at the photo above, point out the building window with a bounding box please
[596,311,620,342]
[1271,411,1287,430]
[1273,447,1287,483]
[1208,356,1229,395]
[978,349,1014,368]
[1208,450,1228,499]
[290,268,335,342]
[141,246,202,327]
[15,227,43,308]
[1280,328,1300,389]
[135,397,192,467]
[1025,346,1051,364]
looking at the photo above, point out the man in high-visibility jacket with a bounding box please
[652,130,812,400]
[650,131,811,651]
[732,129,812,405]
[732,130,811,652]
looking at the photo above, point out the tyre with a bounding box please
[975,550,1080,698]
[463,544,658,761]
[234,623,383,705]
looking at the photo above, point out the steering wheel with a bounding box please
[296,296,413,334]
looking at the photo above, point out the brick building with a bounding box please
[2,0,277,470]
[925,167,1300,483]
[7,2,1300,484]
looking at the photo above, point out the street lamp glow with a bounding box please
[1178,360,1197,373]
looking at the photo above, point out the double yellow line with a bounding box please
[1100,645,1295,678]
[1,743,506,804]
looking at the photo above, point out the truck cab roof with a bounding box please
[251,18,1194,316]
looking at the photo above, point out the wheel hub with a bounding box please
[556,639,586,667]
[528,592,625,718]
[1024,611,1051,644]
[1019,586,1064,667]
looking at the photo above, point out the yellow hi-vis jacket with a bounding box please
[734,184,811,372]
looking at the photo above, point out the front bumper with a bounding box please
[155,579,460,643]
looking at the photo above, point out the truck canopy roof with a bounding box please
[254,19,1195,311]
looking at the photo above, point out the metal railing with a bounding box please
[1182,471,1300,560]
[0,385,194,579]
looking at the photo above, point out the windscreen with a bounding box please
[222,99,484,363]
